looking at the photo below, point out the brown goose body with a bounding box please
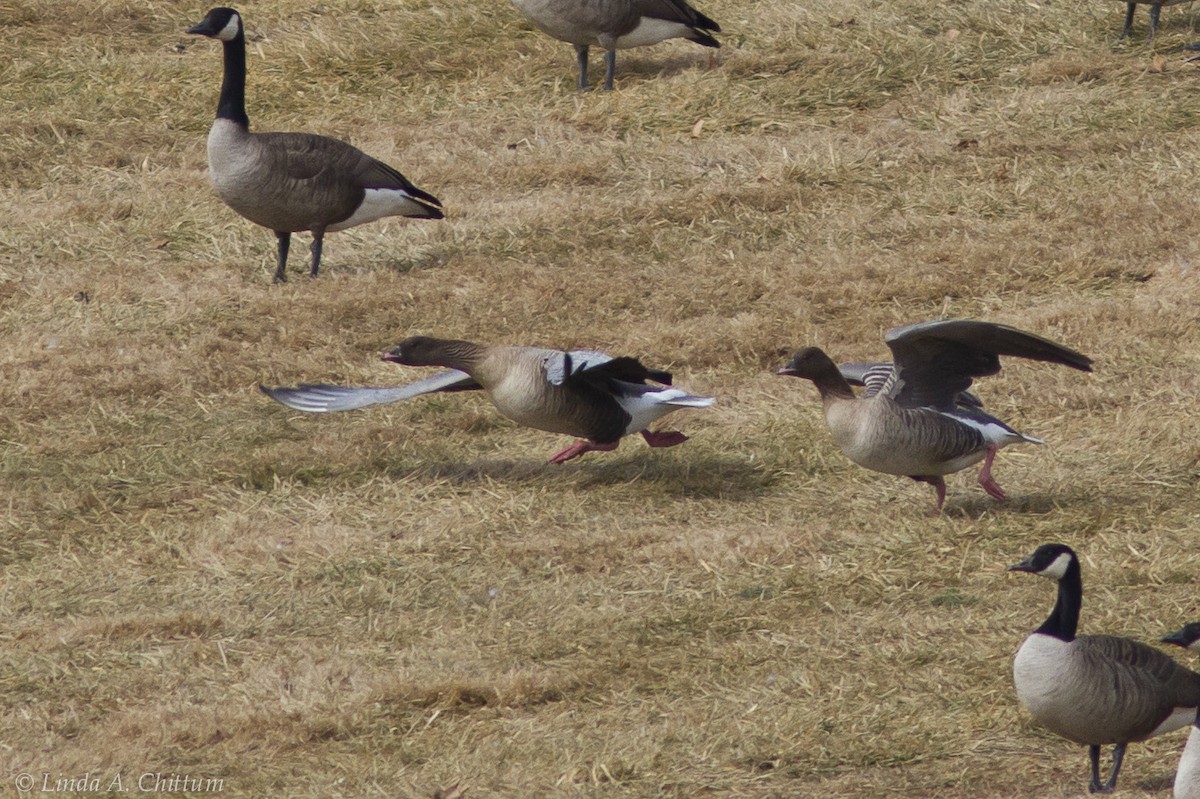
[511,0,720,89]
[779,319,1092,511]
[188,8,442,282]
[261,336,714,463]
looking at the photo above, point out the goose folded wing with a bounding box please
[1078,635,1200,705]
[261,370,481,413]
[633,0,719,27]
[883,319,1093,409]
[544,350,673,388]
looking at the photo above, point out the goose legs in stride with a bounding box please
[548,430,688,464]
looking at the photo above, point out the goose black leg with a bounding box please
[273,231,290,283]
[309,229,325,278]
[1148,4,1161,39]
[574,44,590,90]
[603,48,617,91]
[1088,743,1125,793]
[1121,2,1136,38]
[1089,745,1103,793]
[1103,743,1127,793]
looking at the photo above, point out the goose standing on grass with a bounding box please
[186,7,443,282]
[511,0,720,90]
[777,319,1092,512]
[1118,0,1187,40]
[261,336,714,463]
[1163,623,1200,799]
[1009,544,1200,794]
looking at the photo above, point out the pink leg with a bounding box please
[547,439,619,464]
[912,475,947,515]
[977,444,1007,502]
[641,430,688,448]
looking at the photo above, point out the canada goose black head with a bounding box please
[1008,543,1078,582]
[1164,623,1200,652]
[187,7,242,41]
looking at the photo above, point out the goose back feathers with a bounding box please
[778,319,1092,510]
[511,0,720,89]
[1009,544,1200,793]
[261,336,714,463]
[187,8,443,282]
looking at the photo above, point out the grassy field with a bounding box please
[3,0,1200,796]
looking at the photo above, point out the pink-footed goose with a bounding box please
[187,8,443,282]
[261,336,714,463]
[1009,544,1200,794]
[510,0,720,90]
[1163,623,1200,799]
[777,319,1092,512]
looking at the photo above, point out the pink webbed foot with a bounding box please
[641,430,688,448]
[547,439,619,464]
[977,444,1007,502]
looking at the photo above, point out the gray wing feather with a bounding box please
[261,370,478,413]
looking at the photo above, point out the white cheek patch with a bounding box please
[1038,552,1073,581]
[217,14,242,41]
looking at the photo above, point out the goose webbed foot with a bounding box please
[574,45,590,91]
[548,439,619,464]
[641,430,687,448]
[602,49,616,91]
[976,444,1007,502]
[309,230,325,278]
[273,231,290,283]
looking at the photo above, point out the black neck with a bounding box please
[216,32,250,128]
[1036,559,1081,641]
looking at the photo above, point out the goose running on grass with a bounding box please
[261,336,714,463]
[777,319,1093,511]
[1163,623,1200,799]
[1009,544,1200,794]
[511,0,720,90]
[187,7,443,282]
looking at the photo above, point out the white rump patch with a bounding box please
[217,13,242,42]
[618,388,714,435]
[328,188,431,231]
[615,18,691,48]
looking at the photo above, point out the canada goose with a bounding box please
[261,336,714,462]
[1163,624,1200,799]
[510,0,720,90]
[186,7,443,282]
[1118,0,1189,39]
[777,319,1092,511]
[1009,544,1200,794]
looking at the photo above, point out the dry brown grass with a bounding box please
[3,0,1200,796]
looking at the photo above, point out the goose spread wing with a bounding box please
[882,319,1093,409]
[261,370,481,413]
